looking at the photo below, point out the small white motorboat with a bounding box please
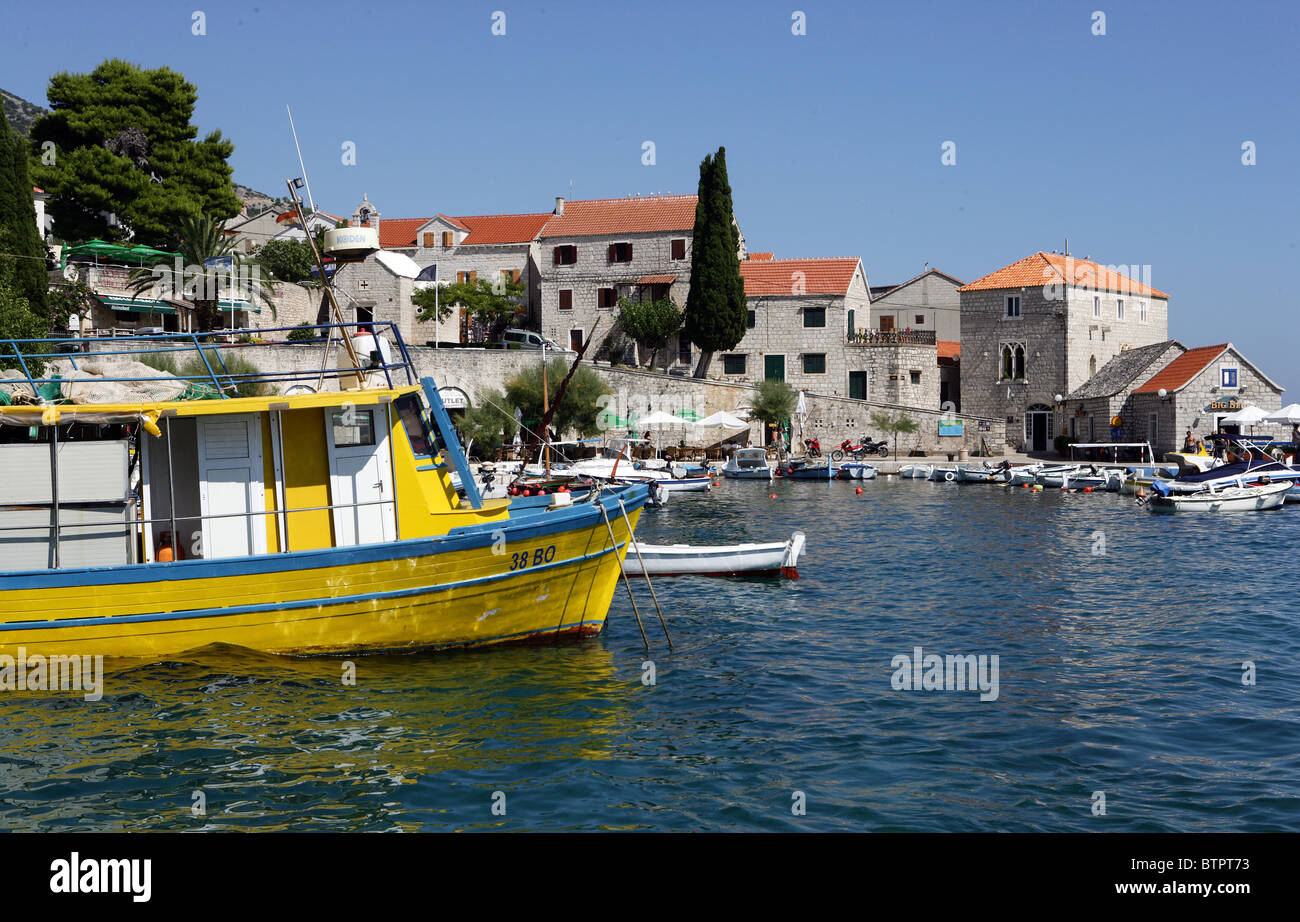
[1143,479,1291,513]
[837,462,878,480]
[720,447,773,480]
[956,463,1000,483]
[898,463,933,479]
[1035,465,1081,487]
[928,466,960,482]
[622,532,806,578]
[1000,464,1043,485]
[1062,466,1125,491]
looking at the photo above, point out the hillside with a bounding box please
[2,88,47,136]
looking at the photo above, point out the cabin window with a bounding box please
[723,354,747,375]
[332,408,376,447]
[671,238,687,260]
[396,394,434,456]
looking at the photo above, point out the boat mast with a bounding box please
[542,340,550,476]
[284,178,361,372]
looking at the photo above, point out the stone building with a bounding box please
[1127,343,1286,454]
[378,210,552,342]
[868,268,964,341]
[331,250,420,339]
[222,205,345,254]
[958,251,1170,451]
[537,195,703,358]
[1060,340,1185,446]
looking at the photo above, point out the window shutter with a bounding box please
[607,244,616,263]
[625,243,633,261]
[553,247,561,265]
[511,269,521,283]
[423,233,435,247]
[470,271,478,283]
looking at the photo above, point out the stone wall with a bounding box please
[1063,288,1169,394]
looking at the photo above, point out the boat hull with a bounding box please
[1147,482,1291,513]
[0,488,646,659]
[623,532,805,578]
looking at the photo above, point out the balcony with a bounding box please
[848,329,936,346]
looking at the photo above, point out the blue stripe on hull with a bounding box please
[0,542,624,632]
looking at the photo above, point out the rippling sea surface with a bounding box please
[4,478,1299,832]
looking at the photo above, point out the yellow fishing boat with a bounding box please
[0,322,646,659]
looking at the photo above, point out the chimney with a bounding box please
[554,197,565,215]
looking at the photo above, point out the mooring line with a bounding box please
[618,497,673,651]
[599,500,649,651]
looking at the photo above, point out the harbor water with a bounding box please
[3,477,1298,831]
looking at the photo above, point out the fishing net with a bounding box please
[60,360,190,404]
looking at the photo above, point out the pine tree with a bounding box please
[30,59,241,247]
[0,105,50,321]
[683,146,746,377]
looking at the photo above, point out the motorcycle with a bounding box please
[803,437,822,458]
[831,436,890,461]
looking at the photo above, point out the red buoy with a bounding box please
[770,493,777,499]
[856,487,863,495]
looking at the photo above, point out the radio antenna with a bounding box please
[286,105,317,214]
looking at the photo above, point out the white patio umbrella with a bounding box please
[795,389,807,447]
[1221,404,1270,435]
[1262,403,1300,425]
[637,409,696,454]
[697,410,749,429]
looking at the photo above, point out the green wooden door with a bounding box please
[764,354,785,382]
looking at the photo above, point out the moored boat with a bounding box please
[623,532,806,578]
[836,462,878,480]
[1142,479,1291,513]
[897,463,933,479]
[720,447,772,480]
[0,322,648,659]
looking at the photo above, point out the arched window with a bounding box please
[1014,345,1026,380]
[1001,345,1014,380]
[1089,355,1097,377]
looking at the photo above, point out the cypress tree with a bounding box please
[0,105,49,321]
[683,146,746,377]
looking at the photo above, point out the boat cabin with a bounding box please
[0,322,507,571]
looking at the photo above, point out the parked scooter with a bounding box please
[831,436,890,461]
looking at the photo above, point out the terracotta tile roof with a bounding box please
[958,252,1168,298]
[937,340,961,361]
[540,195,697,238]
[636,274,678,284]
[1133,344,1230,395]
[739,257,861,297]
[1066,340,1183,400]
[748,252,774,261]
[455,213,552,245]
[379,217,432,249]
[435,213,469,231]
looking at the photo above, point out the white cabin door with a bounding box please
[197,415,266,559]
[325,406,396,546]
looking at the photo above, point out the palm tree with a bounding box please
[128,214,276,332]
[750,378,797,451]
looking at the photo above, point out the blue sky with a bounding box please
[6,0,1298,392]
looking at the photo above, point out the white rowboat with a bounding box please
[623,532,806,577]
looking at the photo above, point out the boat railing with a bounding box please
[0,320,419,399]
